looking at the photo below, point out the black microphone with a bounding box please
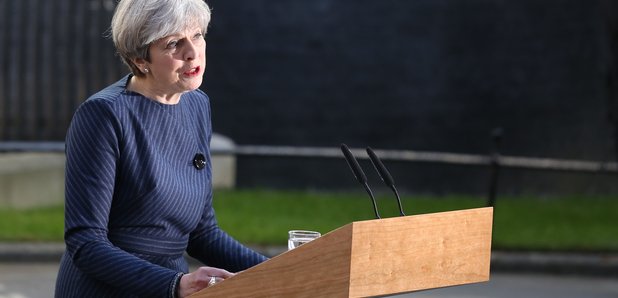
[340,143,381,219]
[366,147,405,216]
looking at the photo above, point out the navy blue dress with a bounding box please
[55,76,267,297]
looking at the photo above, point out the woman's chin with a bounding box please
[180,77,204,91]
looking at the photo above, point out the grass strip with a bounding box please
[214,190,618,251]
[0,205,64,242]
[0,189,616,252]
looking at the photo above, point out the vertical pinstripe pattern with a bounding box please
[55,75,267,298]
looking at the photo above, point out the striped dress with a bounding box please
[55,75,267,297]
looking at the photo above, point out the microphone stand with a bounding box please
[366,147,405,216]
[340,143,381,219]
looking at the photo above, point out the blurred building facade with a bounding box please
[1,0,618,194]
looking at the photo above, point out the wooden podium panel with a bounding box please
[190,207,493,298]
[348,207,493,297]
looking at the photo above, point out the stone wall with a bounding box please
[0,135,237,208]
[0,153,65,208]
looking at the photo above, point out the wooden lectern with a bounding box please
[190,207,493,298]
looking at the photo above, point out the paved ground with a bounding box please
[401,273,618,298]
[1,262,617,298]
[2,243,617,276]
[0,263,55,298]
[1,243,617,297]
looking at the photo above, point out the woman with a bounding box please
[54,0,267,297]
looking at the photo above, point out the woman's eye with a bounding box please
[194,33,203,40]
[166,40,178,49]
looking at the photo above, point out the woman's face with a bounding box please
[143,25,206,96]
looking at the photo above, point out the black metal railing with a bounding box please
[2,137,617,206]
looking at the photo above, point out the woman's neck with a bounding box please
[127,75,182,105]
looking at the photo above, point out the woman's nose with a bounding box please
[184,40,198,61]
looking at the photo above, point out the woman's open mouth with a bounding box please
[183,66,201,77]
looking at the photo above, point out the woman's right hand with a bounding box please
[178,266,235,297]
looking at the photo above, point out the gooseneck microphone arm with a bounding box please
[340,144,381,219]
[366,147,405,216]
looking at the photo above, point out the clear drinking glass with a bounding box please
[288,230,321,250]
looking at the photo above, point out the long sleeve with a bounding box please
[185,97,267,271]
[56,77,263,297]
[63,99,179,297]
[186,186,268,272]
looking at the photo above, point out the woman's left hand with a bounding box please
[177,266,234,297]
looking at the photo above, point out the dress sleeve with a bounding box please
[186,180,268,272]
[185,91,266,271]
[64,99,179,298]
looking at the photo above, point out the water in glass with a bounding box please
[288,230,320,250]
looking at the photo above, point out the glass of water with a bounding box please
[288,230,321,250]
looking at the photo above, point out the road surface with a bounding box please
[1,263,617,298]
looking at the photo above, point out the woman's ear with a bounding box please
[132,58,149,75]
